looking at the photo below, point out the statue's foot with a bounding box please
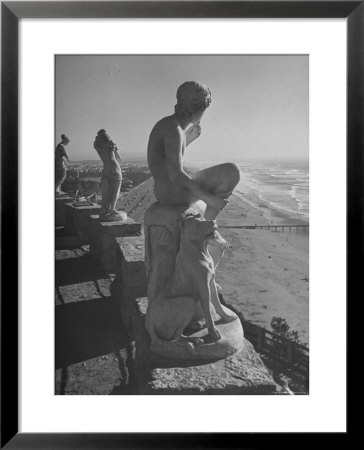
[219,311,238,323]
[178,337,200,356]
[204,328,221,344]
[110,209,121,215]
[110,209,127,218]
[184,319,205,333]
[102,210,127,222]
[182,335,204,346]
[213,231,232,249]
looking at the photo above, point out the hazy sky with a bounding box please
[56,55,308,163]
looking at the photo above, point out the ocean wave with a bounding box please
[237,161,309,220]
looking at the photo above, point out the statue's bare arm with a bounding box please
[163,128,223,209]
[115,149,122,165]
[185,123,201,147]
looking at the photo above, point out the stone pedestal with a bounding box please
[144,202,186,301]
[64,203,101,241]
[55,195,73,228]
[133,298,276,395]
[110,237,147,338]
[89,215,142,274]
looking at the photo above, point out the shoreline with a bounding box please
[216,193,309,345]
[117,179,309,345]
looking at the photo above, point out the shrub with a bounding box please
[270,316,302,345]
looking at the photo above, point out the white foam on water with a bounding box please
[237,160,309,221]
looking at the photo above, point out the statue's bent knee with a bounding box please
[226,162,241,185]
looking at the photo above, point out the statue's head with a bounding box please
[180,210,217,244]
[94,129,116,151]
[175,81,211,124]
[61,134,70,145]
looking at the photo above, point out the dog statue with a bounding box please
[145,210,238,357]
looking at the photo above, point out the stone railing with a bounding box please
[57,197,148,340]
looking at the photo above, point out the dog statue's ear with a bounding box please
[183,207,201,220]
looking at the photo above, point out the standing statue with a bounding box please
[145,81,243,358]
[55,134,70,195]
[93,129,124,221]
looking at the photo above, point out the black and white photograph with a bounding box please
[1,0,356,443]
[55,54,309,395]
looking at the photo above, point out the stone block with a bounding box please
[133,298,150,389]
[55,195,73,228]
[89,215,141,238]
[64,203,101,241]
[133,297,276,395]
[111,285,147,340]
[55,350,128,395]
[145,342,277,395]
[97,234,121,274]
[144,203,186,300]
[110,235,147,338]
[117,236,147,288]
[89,216,142,274]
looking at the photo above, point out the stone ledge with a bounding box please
[133,297,276,395]
[64,203,101,240]
[65,202,101,213]
[55,351,128,395]
[145,341,277,395]
[117,236,145,261]
[55,195,73,203]
[89,216,142,274]
[55,195,73,228]
[89,215,141,237]
[117,236,147,287]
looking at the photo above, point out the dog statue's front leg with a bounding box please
[198,281,221,343]
[210,281,238,323]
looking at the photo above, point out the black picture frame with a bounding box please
[1,1,358,447]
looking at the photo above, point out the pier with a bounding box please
[220,224,309,232]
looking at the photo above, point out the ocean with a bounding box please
[188,159,309,224]
[235,160,309,224]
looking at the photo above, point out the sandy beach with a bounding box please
[117,177,309,346]
[216,193,309,345]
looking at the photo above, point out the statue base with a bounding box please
[134,298,277,395]
[100,210,128,222]
[150,311,245,360]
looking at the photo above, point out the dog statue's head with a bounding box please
[180,210,217,244]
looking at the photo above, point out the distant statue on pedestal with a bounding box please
[55,134,70,195]
[144,81,243,359]
[93,129,126,221]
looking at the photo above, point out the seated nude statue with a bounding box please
[146,210,238,354]
[147,81,241,248]
[146,82,241,345]
[94,129,123,221]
